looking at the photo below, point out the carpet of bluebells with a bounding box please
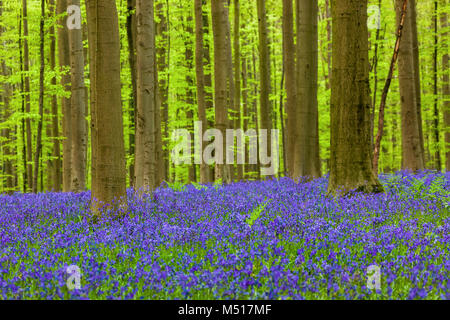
[0,171,449,300]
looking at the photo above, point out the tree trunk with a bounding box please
[234,0,243,181]
[47,0,61,191]
[67,0,87,192]
[134,0,159,192]
[294,0,321,179]
[0,1,13,193]
[57,0,72,192]
[86,0,127,213]
[256,0,273,178]
[395,0,424,171]
[410,0,426,167]
[432,0,442,170]
[194,0,209,183]
[32,0,45,193]
[328,0,383,194]
[22,0,33,192]
[156,0,169,183]
[282,0,296,178]
[373,0,408,174]
[211,0,230,182]
[126,0,137,187]
[442,0,450,171]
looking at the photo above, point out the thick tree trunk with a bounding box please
[256,0,273,178]
[294,0,321,179]
[86,0,127,213]
[68,0,87,192]
[134,0,159,191]
[57,0,72,192]
[328,0,383,194]
[441,0,450,171]
[395,0,425,171]
[282,0,296,178]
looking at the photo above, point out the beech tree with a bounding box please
[86,0,127,213]
[328,0,383,194]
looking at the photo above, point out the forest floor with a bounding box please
[0,171,449,300]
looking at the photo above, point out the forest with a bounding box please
[0,0,449,301]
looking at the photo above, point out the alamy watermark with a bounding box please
[171,122,280,176]
[367,5,381,30]
[366,264,381,291]
[67,5,81,30]
[66,265,82,290]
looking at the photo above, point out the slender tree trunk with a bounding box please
[282,0,296,178]
[395,0,424,171]
[86,0,127,213]
[194,0,209,183]
[256,0,273,178]
[234,0,243,181]
[441,0,450,171]
[57,0,72,192]
[433,0,442,170]
[156,0,169,182]
[47,0,61,191]
[202,0,215,182]
[373,0,408,174]
[0,2,13,193]
[211,0,229,182]
[294,0,321,179]
[410,0,426,166]
[185,14,196,183]
[67,0,87,192]
[126,0,137,187]
[18,11,27,192]
[328,0,383,194]
[22,0,33,192]
[32,0,45,193]
[134,0,159,191]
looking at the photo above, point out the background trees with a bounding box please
[0,0,449,196]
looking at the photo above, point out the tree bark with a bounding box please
[441,0,450,171]
[282,0,296,178]
[86,0,127,213]
[373,0,408,174]
[126,0,137,187]
[410,0,426,167]
[156,0,169,182]
[32,0,45,193]
[57,0,72,192]
[47,0,61,191]
[211,0,230,182]
[328,0,383,194]
[67,0,87,192]
[294,0,321,179]
[134,0,159,192]
[194,0,209,183]
[233,0,243,181]
[256,0,273,178]
[22,0,33,192]
[395,0,425,171]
